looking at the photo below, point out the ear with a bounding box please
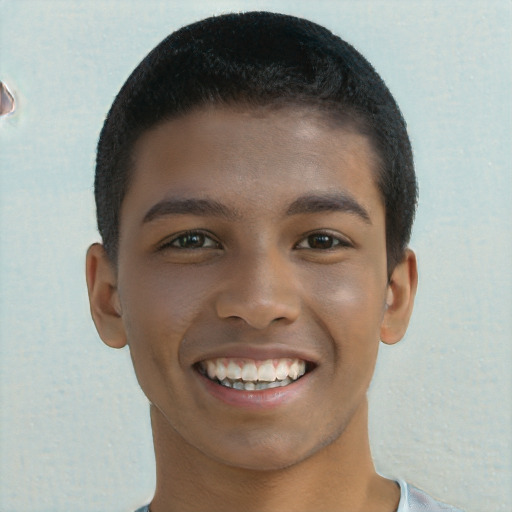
[380,249,418,345]
[85,243,127,349]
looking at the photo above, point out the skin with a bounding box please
[86,106,417,512]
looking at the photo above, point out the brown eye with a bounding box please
[295,232,351,250]
[168,231,219,249]
[307,234,335,249]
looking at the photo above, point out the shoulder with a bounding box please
[133,506,150,512]
[396,480,464,512]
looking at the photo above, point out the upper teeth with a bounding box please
[200,358,307,386]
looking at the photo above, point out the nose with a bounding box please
[215,249,301,330]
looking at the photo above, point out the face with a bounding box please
[115,106,390,470]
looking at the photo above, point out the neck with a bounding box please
[148,399,399,512]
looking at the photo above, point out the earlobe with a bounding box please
[85,243,127,349]
[380,249,418,345]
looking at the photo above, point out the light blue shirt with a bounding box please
[396,480,464,511]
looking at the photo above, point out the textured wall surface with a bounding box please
[0,1,510,511]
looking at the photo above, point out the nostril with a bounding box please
[272,316,287,323]
[215,274,302,329]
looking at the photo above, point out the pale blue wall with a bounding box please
[1,1,510,511]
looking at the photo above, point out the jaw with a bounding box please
[149,394,376,510]
[147,356,372,475]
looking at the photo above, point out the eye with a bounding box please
[162,231,220,250]
[295,232,351,250]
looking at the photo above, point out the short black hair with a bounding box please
[95,11,417,273]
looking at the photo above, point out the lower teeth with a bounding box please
[219,377,293,390]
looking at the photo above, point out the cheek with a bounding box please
[311,263,385,323]
[117,264,212,397]
[306,263,386,362]
[120,263,213,342]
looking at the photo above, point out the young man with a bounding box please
[86,12,463,512]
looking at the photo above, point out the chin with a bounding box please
[203,431,329,472]
[219,451,308,472]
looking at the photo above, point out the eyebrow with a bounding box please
[286,192,371,223]
[142,192,371,225]
[143,198,240,224]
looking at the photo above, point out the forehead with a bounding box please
[123,106,383,223]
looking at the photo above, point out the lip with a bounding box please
[196,369,313,410]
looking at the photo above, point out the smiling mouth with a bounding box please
[196,357,313,391]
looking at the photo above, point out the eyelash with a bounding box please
[294,231,352,250]
[159,230,222,250]
[159,230,352,251]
